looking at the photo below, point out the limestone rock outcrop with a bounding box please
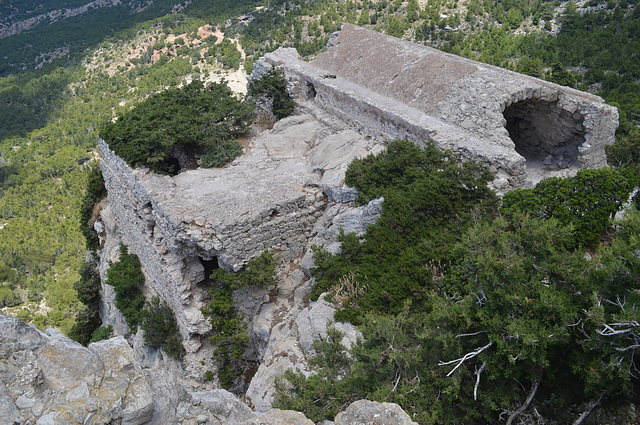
[2,312,420,424]
[334,400,419,425]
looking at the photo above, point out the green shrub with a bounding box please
[99,80,255,174]
[202,250,277,388]
[247,66,295,120]
[80,163,107,251]
[141,297,185,360]
[90,325,113,343]
[201,140,243,168]
[69,262,103,345]
[280,206,640,424]
[105,244,146,329]
[311,140,498,323]
[0,286,21,307]
[501,168,635,247]
[208,38,242,70]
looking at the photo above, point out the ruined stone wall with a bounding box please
[256,24,619,189]
[98,138,325,352]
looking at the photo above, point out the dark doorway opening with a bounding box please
[201,257,220,285]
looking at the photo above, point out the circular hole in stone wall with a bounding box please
[503,98,586,170]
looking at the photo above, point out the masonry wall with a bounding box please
[98,139,326,352]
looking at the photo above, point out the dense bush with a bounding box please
[99,80,255,174]
[208,38,242,70]
[311,140,498,323]
[501,168,635,247]
[80,163,107,252]
[200,140,243,168]
[69,262,103,345]
[105,244,146,329]
[90,325,113,343]
[247,66,295,120]
[202,250,277,389]
[141,297,186,360]
[277,141,640,424]
[0,285,21,308]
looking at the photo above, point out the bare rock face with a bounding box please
[0,314,159,425]
[1,313,331,425]
[334,400,419,425]
[39,329,105,389]
[2,312,419,424]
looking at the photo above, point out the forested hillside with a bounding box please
[0,0,639,422]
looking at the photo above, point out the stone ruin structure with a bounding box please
[258,23,619,189]
[92,23,620,409]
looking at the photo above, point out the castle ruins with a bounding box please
[258,23,619,190]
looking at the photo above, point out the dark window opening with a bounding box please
[503,98,585,168]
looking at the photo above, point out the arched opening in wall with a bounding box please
[503,98,586,170]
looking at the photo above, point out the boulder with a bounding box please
[0,313,48,351]
[0,382,18,425]
[334,400,418,425]
[294,294,363,357]
[302,199,383,276]
[39,329,104,389]
[248,409,315,425]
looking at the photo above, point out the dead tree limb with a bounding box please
[474,361,487,401]
[572,391,605,425]
[505,373,542,425]
[438,342,493,377]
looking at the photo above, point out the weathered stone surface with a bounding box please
[0,312,48,351]
[334,400,418,425]
[39,329,104,389]
[294,293,363,357]
[187,389,256,423]
[2,313,421,424]
[1,314,157,425]
[248,408,315,425]
[245,270,313,413]
[0,382,18,424]
[259,23,618,190]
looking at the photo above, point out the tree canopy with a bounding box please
[277,139,640,424]
[99,80,255,174]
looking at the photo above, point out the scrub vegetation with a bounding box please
[1,0,640,420]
